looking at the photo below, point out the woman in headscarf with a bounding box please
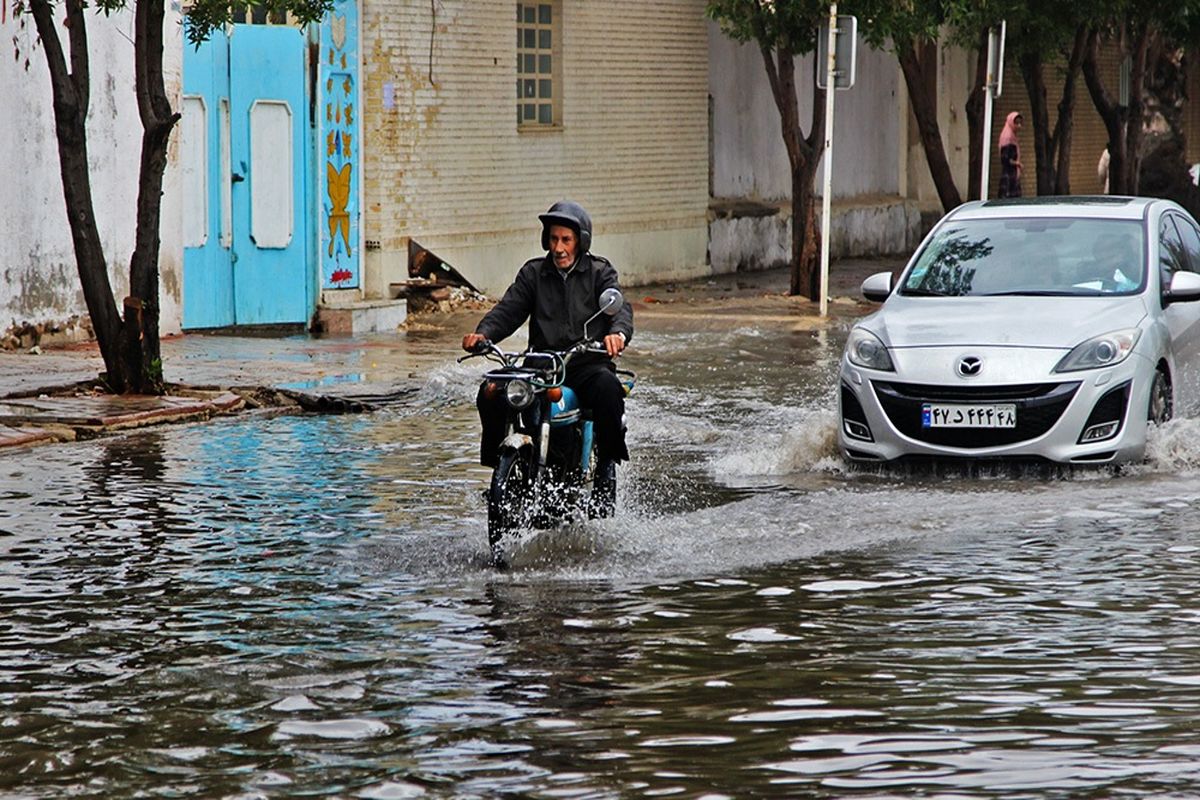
[998,111,1024,198]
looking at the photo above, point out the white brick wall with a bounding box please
[361,0,710,296]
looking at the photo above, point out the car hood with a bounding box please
[867,295,1149,349]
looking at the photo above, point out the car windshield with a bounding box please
[900,217,1146,297]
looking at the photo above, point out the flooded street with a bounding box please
[8,302,1200,797]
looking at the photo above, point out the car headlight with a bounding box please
[846,328,895,372]
[504,379,535,409]
[1053,328,1141,373]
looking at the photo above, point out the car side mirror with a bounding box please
[1166,270,1200,305]
[861,272,894,303]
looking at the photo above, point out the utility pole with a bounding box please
[980,22,1006,201]
[816,7,856,316]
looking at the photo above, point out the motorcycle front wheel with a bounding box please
[487,448,534,567]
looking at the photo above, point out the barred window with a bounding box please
[516,2,559,127]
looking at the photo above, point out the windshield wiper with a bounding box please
[900,287,954,297]
[978,289,1098,297]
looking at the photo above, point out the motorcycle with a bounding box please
[459,288,634,567]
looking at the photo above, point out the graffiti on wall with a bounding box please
[320,0,359,289]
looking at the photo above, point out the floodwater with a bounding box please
[7,306,1200,797]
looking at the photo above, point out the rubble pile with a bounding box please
[2,316,93,351]
[405,285,492,316]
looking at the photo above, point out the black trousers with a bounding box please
[477,360,628,468]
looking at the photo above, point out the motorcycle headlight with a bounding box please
[504,379,535,409]
[1054,328,1141,373]
[846,328,895,372]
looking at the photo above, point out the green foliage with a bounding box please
[13,0,335,52]
[705,0,832,55]
[854,0,946,50]
[184,0,333,47]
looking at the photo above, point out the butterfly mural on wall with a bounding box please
[327,161,352,259]
[320,5,359,290]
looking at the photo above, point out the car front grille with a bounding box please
[872,380,1082,448]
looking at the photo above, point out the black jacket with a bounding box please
[475,253,634,353]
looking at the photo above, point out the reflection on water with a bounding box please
[4,323,1200,796]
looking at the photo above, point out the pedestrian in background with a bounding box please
[998,111,1024,198]
[1098,145,1111,194]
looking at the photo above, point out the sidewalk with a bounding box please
[0,257,904,449]
[0,334,428,448]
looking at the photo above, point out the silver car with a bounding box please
[838,196,1200,464]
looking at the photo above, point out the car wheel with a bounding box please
[1149,369,1173,426]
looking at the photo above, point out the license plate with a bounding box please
[922,403,1016,429]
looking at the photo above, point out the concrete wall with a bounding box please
[0,8,183,348]
[707,21,920,273]
[899,40,974,212]
[708,20,902,201]
[360,0,710,297]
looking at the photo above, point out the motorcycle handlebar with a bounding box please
[456,338,497,363]
[457,340,609,374]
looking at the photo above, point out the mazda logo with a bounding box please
[957,356,983,377]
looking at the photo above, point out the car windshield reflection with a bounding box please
[901,217,1146,297]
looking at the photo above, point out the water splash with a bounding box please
[1144,418,1200,473]
[710,408,841,476]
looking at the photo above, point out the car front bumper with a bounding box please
[837,352,1154,464]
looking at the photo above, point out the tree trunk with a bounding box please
[1020,51,1056,195]
[1082,29,1127,192]
[757,42,825,299]
[1053,27,1089,194]
[127,0,181,393]
[1125,25,1152,193]
[1083,22,1154,195]
[897,42,963,213]
[1019,35,1084,198]
[28,0,129,391]
[791,162,820,298]
[965,30,988,202]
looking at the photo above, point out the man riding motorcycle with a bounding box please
[462,200,634,512]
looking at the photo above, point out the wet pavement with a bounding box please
[0,260,896,448]
[31,256,1200,796]
[6,317,1200,799]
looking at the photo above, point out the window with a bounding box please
[249,100,294,249]
[1160,215,1187,292]
[517,2,559,127]
[181,96,208,248]
[1174,216,1200,274]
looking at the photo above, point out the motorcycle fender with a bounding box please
[500,433,533,452]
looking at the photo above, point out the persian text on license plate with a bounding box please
[922,403,1016,429]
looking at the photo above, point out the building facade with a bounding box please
[359,0,711,298]
[10,4,1195,345]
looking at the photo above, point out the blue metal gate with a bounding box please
[182,24,312,328]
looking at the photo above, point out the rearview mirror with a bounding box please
[599,287,624,316]
[583,288,625,341]
[861,272,894,303]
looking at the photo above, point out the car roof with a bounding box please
[948,195,1163,222]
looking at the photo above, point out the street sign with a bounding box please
[816,14,857,91]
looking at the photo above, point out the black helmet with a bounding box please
[538,200,592,253]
